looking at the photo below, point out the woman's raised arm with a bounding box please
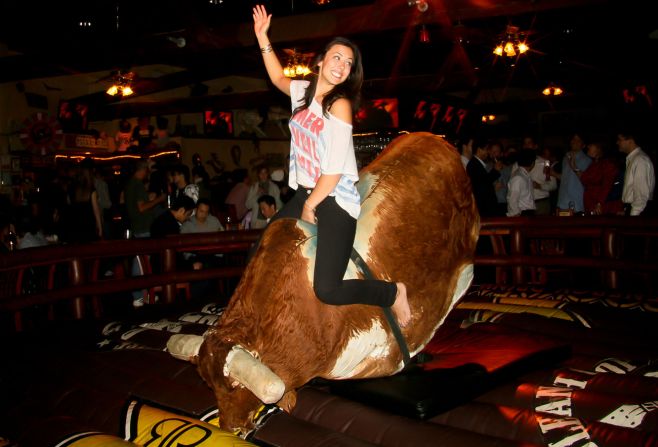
[253,5,291,96]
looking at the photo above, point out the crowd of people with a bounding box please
[0,155,292,255]
[1,125,656,257]
[458,126,656,218]
[2,124,656,257]
[0,154,296,306]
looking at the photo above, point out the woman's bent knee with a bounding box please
[313,283,341,305]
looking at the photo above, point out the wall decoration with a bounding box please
[204,110,233,137]
[230,144,242,167]
[621,83,654,112]
[233,109,267,138]
[354,98,399,131]
[19,112,63,155]
[408,99,471,137]
[57,100,89,133]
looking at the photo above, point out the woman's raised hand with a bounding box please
[252,4,271,40]
[252,3,290,95]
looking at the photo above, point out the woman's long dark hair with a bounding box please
[292,36,363,119]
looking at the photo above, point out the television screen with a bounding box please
[204,110,233,137]
[354,98,399,131]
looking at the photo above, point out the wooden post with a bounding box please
[70,258,85,319]
[603,228,618,290]
[163,248,176,304]
[511,228,524,284]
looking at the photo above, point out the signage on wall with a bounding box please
[408,99,471,137]
[62,134,112,150]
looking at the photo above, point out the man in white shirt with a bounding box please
[458,137,473,169]
[245,165,282,229]
[523,135,557,215]
[241,195,278,229]
[529,154,557,215]
[507,149,536,217]
[617,131,655,216]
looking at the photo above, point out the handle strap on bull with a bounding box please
[350,248,411,366]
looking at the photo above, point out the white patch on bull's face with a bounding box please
[329,318,390,379]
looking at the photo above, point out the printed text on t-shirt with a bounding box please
[291,108,324,182]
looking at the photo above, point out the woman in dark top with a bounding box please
[63,163,102,243]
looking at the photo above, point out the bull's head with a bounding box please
[168,334,286,433]
[168,220,321,434]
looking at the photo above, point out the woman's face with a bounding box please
[318,44,354,86]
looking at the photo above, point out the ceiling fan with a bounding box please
[90,70,137,96]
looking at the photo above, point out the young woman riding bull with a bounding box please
[252,4,410,327]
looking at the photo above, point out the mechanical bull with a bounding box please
[168,132,479,433]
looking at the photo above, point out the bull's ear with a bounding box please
[166,334,204,361]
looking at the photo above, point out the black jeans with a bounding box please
[270,188,397,307]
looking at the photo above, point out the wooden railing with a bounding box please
[477,216,658,292]
[2,217,658,332]
[0,231,261,332]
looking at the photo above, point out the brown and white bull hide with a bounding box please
[172,132,479,432]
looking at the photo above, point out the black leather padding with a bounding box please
[329,363,489,420]
[328,323,571,420]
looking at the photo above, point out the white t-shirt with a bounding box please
[623,147,655,216]
[288,80,361,219]
[529,155,557,200]
[507,167,536,216]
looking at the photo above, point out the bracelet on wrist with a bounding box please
[260,43,273,54]
[303,201,316,212]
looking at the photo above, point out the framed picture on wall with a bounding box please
[204,110,233,138]
[354,98,399,131]
[57,100,89,134]
[408,98,472,137]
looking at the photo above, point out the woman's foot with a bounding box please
[391,282,411,328]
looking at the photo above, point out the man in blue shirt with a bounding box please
[557,133,592,213]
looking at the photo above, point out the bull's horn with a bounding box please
[224,345,285,404]
[167,334,204,361]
